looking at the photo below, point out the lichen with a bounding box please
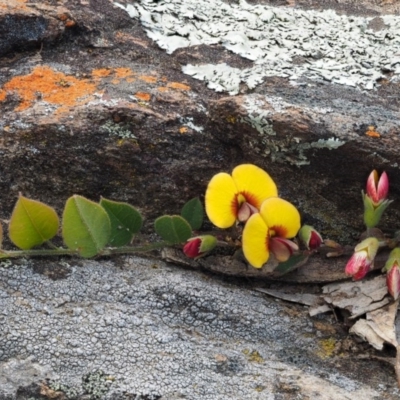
[101,120,137,140]
[116,0,400,93]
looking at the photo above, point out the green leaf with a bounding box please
[100,198,142,247]
[154,215,192,244]
[181,197,204,230]
[9,195,59,249]
[62,195,111,258]
[274,254,308,275]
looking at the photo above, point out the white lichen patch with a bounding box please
[179,116,204,132]
[115,0,400,93]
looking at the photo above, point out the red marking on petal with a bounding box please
[270,225,288,238]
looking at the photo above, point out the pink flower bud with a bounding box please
[345,237,379,281]
[183,235,217,259]
[366,170,389,205]
[386,263,400,300]
[383,248,400,300]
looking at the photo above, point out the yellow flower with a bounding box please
[242,197,301,268]
[205,164,277,228]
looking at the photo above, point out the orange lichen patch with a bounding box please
[365,125,381,138]
[160,77,168,82]
[0,0,31,12]
[64,19,76,28]
[114,67,134,79]
[0,65,97,113]
[157,87,169,92]
[92,68,112,79]
[0,90,6,102]
[125,77,135,83]
[58,13,69,21]
[167,82,191,91]
[179,127,188,134]
[111,79,120,85]
[135,92,151,102]
[139,75,158,84]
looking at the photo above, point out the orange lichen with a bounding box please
[92,68,112,79]
[365,126,381,138]
[167,82,190,90]
[0,0,30,12]
[114,67,134,79]
[0,65,97,113]
[157,87,169,92]
[125,77,135,83]
[140,75,158,84]
[135,92,151,102]
[58,13,69,21]
[64,19,76,28]
[0,90,6,102]
[179,127,188,134]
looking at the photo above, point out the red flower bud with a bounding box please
[183,235,217,259]
[384,248,400,300]
[386,263,400,300]
[298,225,323,250]
[345,237,379,281]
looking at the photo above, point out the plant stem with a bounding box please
[0,242,171,259]
[99,242,170,255]
[1,248,78,258]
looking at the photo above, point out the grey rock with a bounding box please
[1,257,399,399]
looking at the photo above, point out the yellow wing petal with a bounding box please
[260,197,301,238]
[242,213,270,268]
[205,172,238,228]
[232,164,277,209]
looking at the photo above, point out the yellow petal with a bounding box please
[242,213,270,268]
[231,164,277,209]
[205,172,238,228]
[260,197,301,238]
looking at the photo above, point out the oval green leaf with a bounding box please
[9,195,59,250]
[62,195,111,258]
[154,215,192,244]
[181,197,204,230]
[100,197,143,247]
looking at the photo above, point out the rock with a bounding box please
[0,256,399,399]
[1,0,400,397]
[0,0,399,243]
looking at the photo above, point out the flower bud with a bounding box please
[363,170,392,229]
[298,225,323,250]
[183,235,217,259]
[386,263,400,300]
[366,170,389,205]
[345,237,379,280]
[383,248,400,300]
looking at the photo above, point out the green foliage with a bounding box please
[274,254,308,275]
[100,198,142,247]
[62,195,111,258]
[9,195,59,249]
[181,197,204,230]
[154,215,192,244]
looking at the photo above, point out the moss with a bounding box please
[317,337,337,359]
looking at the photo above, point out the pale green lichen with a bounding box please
[101,120,137,140]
